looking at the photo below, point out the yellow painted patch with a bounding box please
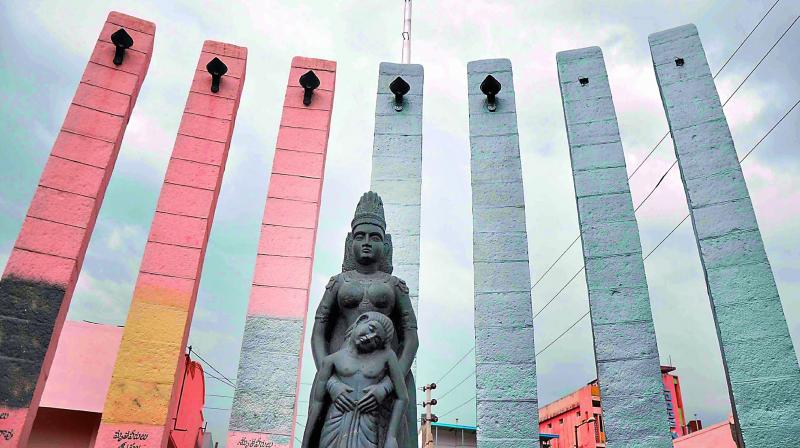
[101,377,174,425]
[112,339,182,384]
[121,300,189,345]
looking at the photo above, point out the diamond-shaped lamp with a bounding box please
[389,76,411,111]
[110,28,134,66]
[480,75,502,112]
[299,70,321,106]
[206,57,228,93]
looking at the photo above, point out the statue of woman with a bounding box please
[303,191,419,448]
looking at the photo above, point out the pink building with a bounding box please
[537,366,711,447]
[25,321,211,448]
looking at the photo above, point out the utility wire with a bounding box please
[528,1,787,292]
[434,346,475,385]
[204,371,235,389]
[191,347,237,388]
[203,406,230,411]
[438,397,476,419]
[535,312,590,357]
[437,370,476,402]
[721,15,799,108]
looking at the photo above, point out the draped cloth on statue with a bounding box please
[320,399,379,448]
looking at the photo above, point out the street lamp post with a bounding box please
[574,417,596,448]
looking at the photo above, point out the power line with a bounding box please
[535,312,590,357]
[528,1,788,292]
[206,394,234,398]
[204,371,235,389]
[642,97,800,261]
[437,370,476,402]
[721,15,799,108]
[434,346,475,385]
[740,98,800,163]
[438,397,475,419]
[203,406,230,411]
[191,347,237,388]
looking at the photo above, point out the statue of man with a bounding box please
[303,191,419,448]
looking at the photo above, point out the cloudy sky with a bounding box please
[1,0,798,445]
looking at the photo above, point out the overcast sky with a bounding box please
[1,1,798,446]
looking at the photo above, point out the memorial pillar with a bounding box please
[557,47,673,446]
[649,24,800,445]
[467,59,539,447]
[0,12,155,447]
[227,57,336,448]
[93,41,247,447]
[370,62,423,315]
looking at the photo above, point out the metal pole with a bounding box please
[401,0,412,63]
[424,385,433,447]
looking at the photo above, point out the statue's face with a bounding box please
[352,223,385,265]
[353,317,386,353]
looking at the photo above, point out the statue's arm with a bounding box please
[311,276,339,369]
[395,279,419,374]
[386,352,409,445]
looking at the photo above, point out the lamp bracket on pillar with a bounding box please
[480,75,502,112]
[389,76,411,111]
[110,28,134,66]
[206,57,228,93]
[299,70,321,106]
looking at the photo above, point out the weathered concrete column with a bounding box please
[557,47,673,447]
[227,57,335,448]
[370,62,423,315]
[0,12,154,447]
[650,24,800,445]
[468,59,539,448]
[93,41,246,448]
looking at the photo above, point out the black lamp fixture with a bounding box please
[480,74,502,112]
[299,70,321,106]
[389,76,411,111]
[110,28,134,66]
[206,57,228,93]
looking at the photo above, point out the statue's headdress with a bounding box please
[350,191,386,231]
[345,311,396,348]
[342,191,393,273]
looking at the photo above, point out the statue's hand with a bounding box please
[327,378,355,412]
[357,383,390,414]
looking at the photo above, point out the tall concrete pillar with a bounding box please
[227,57,336,448]
[0,12,154,447]
[93,41,247,448]
[650,24,800,445]
[369,60,423,448]
[557,47,673,446]
[467,59,539,448]
[370,62,423,315]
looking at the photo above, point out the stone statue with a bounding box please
[301,312,409,448]
[303,191,419,448]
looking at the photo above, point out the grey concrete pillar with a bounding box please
[369,62,423,446]
[370,62,423,316]
[557,47,673,447]
[649,24,800,445]
[468,59,539,448]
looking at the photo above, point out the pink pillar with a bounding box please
[0,12,154,447]
[92,41,247,448]
[227,57,336,448]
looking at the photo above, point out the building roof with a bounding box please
[431,422,559,439]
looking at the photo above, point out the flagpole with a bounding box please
[401,0,412,63]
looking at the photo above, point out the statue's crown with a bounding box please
[351,191,386,231]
